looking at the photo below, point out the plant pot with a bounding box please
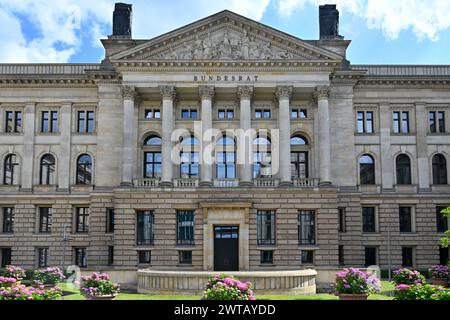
[13,281,22,287]
[338,294,369,301]
[430,278,449,287]
[86,294,117,301]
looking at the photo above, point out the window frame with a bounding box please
[176,210,195,246]
[256,210,276,246]
[216,135,236,180]
[178,250,192,265]
[399,206,414,233]
[359,154,376,185]
[76,110,95,133]
[106,208,115,234]
[301,250,314,265]
[396,154,412,185]
[1,248,12,268]
[37,247,49,268]
[74,247,87,268]
[298,210,316,246]
[338,208,346,233]
[436,206,449,233]
[4,110,22,133]
[364,247,377,267]
[1,207,14,233]
[75,207,89,233]
[138,250,152,264]
[38,207,52,233]
[39,154,56,185]
[76,154,93,185]
[362,206,377,233]
[136,210,155,246]
[41,110,59,133]
[432,154,448,185]
[260,250,274,265]
[3,154,19,185]
[402,247,414,267]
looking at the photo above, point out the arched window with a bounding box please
[216,135,236,179]
[180,135,199,179]
[432,154,448,185]
[359,154,375,185]
[40,154,56,185]
[76,154,93,185]
[291,135,309,179]
[253,135,271,178]
[143,135,162,179]
[396,154,412,185]
[3,154,19,185]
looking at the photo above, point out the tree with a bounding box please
[440,207,450,249]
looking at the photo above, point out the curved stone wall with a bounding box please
[137,269,317,295]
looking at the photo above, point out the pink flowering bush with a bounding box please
[0,276,17,288]
[394,283,450,300]
[33,267,65,285]
[204,274,256,300]
[80,273,120,298]
[2,265,26,281]
[429,265,450,279]
[392,268,425,286]
[0,284,61,300]
[335,268,381,295]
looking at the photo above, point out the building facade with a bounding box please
[0,4,449,275]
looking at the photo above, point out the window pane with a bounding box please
[78,111,85,132]
[393,112,400,133]
[87,111,95,133]
[357,112,365,133]
[51,111,58,133]
[365,247,377,267]
[227,110,234,119]
[298,211,315,245]
[429,112,436,133]
[291,110,298,118]
[402,247,413,267]
[218,110,225,119]
[402,112,409,133]
[362,207,376,233]
[437,207,448,233]
[177,211,195,245]
[137,211,154,245]
[15,112,22,133]
[438,112,445,133]
[366,112,373,133]
[301,251,314,264]
[42,111,49,132]
[2,207,14,233]
[399,207,412,233]
[5,111,13,133]
[257,211,276,245]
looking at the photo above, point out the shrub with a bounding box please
[394,283,450,301]
[429,265,450,279]
[392,268,425,285]
[80,273,120,298]
[33,267,65,285]
[0,276,18,288]
[0,284,61,300]
[335,268,381,295]
[204,274,256,301]
[2,265,26,281]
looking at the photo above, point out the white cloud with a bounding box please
[275,0,450,41]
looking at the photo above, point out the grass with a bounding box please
[58,281,395,301]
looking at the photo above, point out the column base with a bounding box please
[120,181,133,187]
[279,181,293,187]
[159,181,174,188]
[199,181,213,187]
[239,181,254,187]
[318,181,333,187]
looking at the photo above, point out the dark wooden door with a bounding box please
[214,226,239,271]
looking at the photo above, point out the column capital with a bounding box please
[159,85,176,100]
[276,86,293,101]
[313,86,330,101]
[121,85,137,100]
[237,85,254,100]
[199,85,215,100]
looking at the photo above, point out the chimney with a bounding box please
[111,2,133,38]
[319,4,342,40]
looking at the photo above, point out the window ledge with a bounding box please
[299,246,319,250]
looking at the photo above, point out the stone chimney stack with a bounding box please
[111,2,133,38]
[319,4,343,40]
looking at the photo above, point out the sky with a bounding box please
[1,0,450,65]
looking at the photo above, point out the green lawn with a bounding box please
[59,281,395,301]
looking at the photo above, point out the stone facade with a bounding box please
[0,8,449,277]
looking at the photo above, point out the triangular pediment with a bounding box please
[109,10,343,62]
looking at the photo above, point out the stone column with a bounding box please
[199,85,214,186]
[160,85,176,187]
[379,102,394,190]
[59,103,72,190]
[415,103,430,190]
[121,86,138,186]
[21,103,35,191]
[276,86,293,186]
[238,86,254,186]
[315,86,332,186]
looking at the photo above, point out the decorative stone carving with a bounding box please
[199,85,215,100]
[153,28,296,61]
[121,86,137,100]
[314,86,330,101]
[276,86,293,101]
[159,85,176,100]
[237,86,254,100]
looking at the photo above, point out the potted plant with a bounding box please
[335,268,381,300]
[428,265,450,287]
[392,268,425,286]
[204,274,256,300]
[0,276,18,288]
[80,273,120,300]
[2,265,26,285]
[33,267,65,288]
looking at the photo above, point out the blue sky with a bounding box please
[1,0,450,64]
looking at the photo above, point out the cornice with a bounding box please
[355,77,450,89]
[0,77,97,88]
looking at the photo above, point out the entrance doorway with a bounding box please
[213,226,239,271]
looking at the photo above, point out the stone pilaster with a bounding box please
[121,86,138,186]
[199,86,214,186]
[276,86,293,186]
[314,86,332,186]
[59,103,72,190]
[415,103,430,191]
[160,85,176,187]
[237,86,254,186]
[21,103,35,191]
[379,102,394,190]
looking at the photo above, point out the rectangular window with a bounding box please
[4,111,22,133]
[1,248,12,268]
[402,112,410,133]
[402,247,414,267]
[181,109,197,119]
[357,111,374,134]
[255,109,271,119]
[362,207,376,233]
[145,109,161,119]
[439,247,449,266]
[399,207,413,233]
[136,211,155,245]
[41,111,49,132]
[260,251,274,265]
[430,111,446,133]
[257,210,276,246]
[38,207,52,233]
[179,251,192,264]
[218,109,234,119]
[106,209,115,233]
[365,247,377,267]
[393,111,409,133]
[77,111,95,133]
[301,251,314,264]
[298,211,315,246]
[75,207,89,233]
[338,245,344,266]
[51,111,58,132]
[437,206,448,233]
[338,208,346,233]
[37,248,49,268]
[292,108,307,119]
[2,207,14,233]
[74,248,87,268]
[77,111,85,132]
[138,250,151,264]
[438,111,445,133]
[108,246,114,266]
[176,210,195,245]
[41,111,58,133]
